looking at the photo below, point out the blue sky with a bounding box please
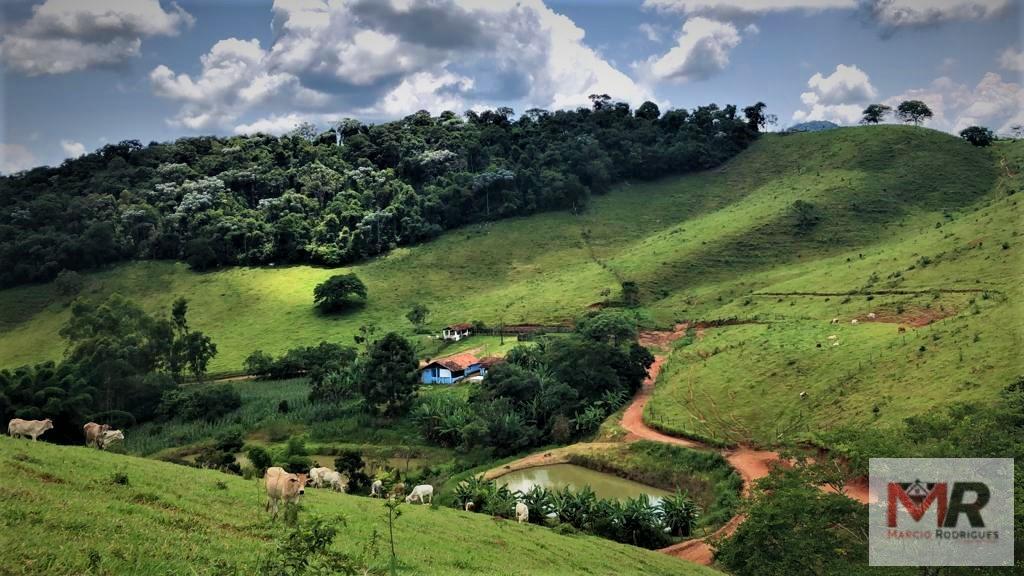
[1,0,1021,173]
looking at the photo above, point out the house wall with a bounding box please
[421,365,455,384]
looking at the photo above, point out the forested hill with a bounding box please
[0,100,769,287]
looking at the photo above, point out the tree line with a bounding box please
[0,98,770,287]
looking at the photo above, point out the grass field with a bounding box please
[0,126,1018,452]
[0,437,716,576]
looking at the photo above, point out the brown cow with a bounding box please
[84,422,112,448]
[8,418,53,441]
[264,467,308,518]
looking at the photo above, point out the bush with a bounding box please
[258,516,364,575]
[159,384,242,422]
[247,446,272,473]
[244,350,274,377]
[55,269,84,297]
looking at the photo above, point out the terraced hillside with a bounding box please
[0,437,715,576]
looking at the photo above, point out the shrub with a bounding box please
[55,269,84,297]
[258,516,363,575]
[159,384,241,422]
[110,472,130,486]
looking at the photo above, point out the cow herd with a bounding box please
[7,418,125,450]
[7,417,519,524]
[263,466,435,518]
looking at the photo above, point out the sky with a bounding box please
[0,0,1021,173]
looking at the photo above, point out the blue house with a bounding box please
[420,353,503,384]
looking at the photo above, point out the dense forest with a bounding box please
[0,97,770,287]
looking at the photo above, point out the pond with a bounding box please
[498,463,670,503]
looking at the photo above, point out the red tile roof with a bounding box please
[424,351,479,371]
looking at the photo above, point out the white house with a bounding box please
[441,323,473,341]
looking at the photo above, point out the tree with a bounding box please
[621,281,640,307]
[859,103,891,124]
[791,199,820,233]
[635,101,661,121]
[313,273,367,312]
[742,102,775,133]
[358,332,419,415]
[896,100,933,126]
[959,125,995,147]
[405,303,429,329]
[54,269,84,297]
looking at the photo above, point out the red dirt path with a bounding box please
[620,323,869,565]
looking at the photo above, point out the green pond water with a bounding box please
[498,463,670,503]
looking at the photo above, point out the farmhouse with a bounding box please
[441,323,473,341]
[420,353,503,384]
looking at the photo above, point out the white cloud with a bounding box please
[639,17,742,82]
[999,47,1024,72]
[868,0,1011,29]
[882,73,1022,133]
[153,0,655,131]
[0,0,193,75]
[643,1,1011,31]
[638,23,664,43]
[60,140,86,158]
[642,1,855,15]
[793,64,878,125]
[233,113,313,136]
[0,144,38,174]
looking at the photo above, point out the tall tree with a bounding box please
[358,332,419,416]
[959,125,995,147]
[896,100,933,126]
[859,103,891,124]
[313,273,368,312]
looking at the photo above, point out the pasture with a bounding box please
[0,437,717,575]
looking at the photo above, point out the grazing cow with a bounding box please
[84,422,112,448]
[370,479,384,498]
[464,501,475,512]
[515,502,529,524]
[389,482,406,499]
[830,318,839,325]
[265,467,308,518]
[867,312,877,320]
[98,430,124,450]
[827,334,838,340]
[8,418,53,441]
[898,326,907,334]
[851,319,859,325]
[799,391,808,400]
[405,484,433,505]
[322,470,346,493]
[309,467,331,488]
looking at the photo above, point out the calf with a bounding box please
[84,422,112,448]
[98,429,125,450]
[265,467,308,518]
[389,482,406,499]
[8,418,53,441]
[515,502,529,524]
[405,484,433,505]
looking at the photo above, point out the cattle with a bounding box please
[99,430,124,450]
[370,479,384,498]
[799,391,808,400]
[830,318,839,324]
[464,501,475,512]
[851,319,859,325]
[265,467,308,518]
[898,326,907,334]
[389,482,406,499]
[84,422,112,448]
[827,334,838,340]
[8,418,53,441]
[405,484,433,505]
[321,470,346,493]
[309,467,331,488]
[515,502,529,524]
[867,312,877,320]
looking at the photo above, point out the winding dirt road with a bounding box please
[626,324,868,564]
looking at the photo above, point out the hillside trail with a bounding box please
[623,323,869,565]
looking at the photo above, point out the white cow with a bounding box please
[867,312,877,320]
[370,479,384,498]
[8,418,53,441]
[265,467,308,518]
[851,319,859,325]
[309,467,331,488]
[405,484,433,505]
[98,429,124,450]
[515,502,529,524]
[799,391,808,400]
[829,318,839,324]
[322,470,346,493]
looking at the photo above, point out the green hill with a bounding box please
[0,126,1019,446]
[0,437,714,576]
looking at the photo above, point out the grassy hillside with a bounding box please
[645,136,1022,446]
[0,437,715,576]
[0,126,1006,377]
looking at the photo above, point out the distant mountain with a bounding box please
[786,120,840,133]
